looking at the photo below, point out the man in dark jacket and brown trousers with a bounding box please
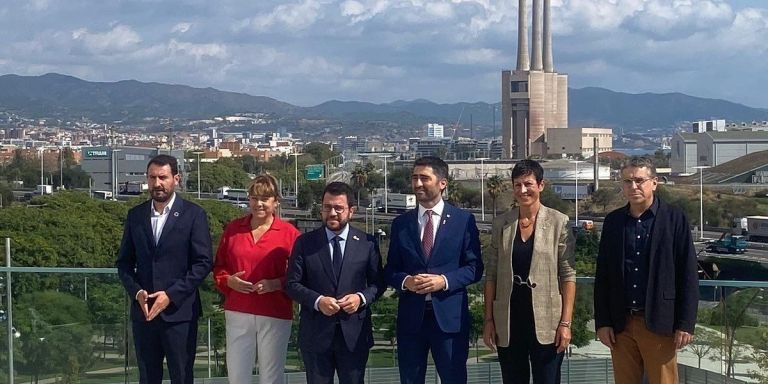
[594,157,698,384]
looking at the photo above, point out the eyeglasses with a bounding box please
[321,205,348,213]
[513,275,537,288]
[621,177,655,187]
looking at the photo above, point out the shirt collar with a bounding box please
[418,199,445,218]
[624,196,659,218]
[151,192,176,216]
[325,224,350,242]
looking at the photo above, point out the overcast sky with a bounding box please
[0,0,765,108]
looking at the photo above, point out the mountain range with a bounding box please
[1,73,767,133]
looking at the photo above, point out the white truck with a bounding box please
[745,216,768,242]
[217,187,248,201]
[378,193,417,213]
[119,181,148,195]
[35,184,53,195]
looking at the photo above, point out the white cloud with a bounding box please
[240,0,323,32]
[171,22,192,34]
[71,25,142,54]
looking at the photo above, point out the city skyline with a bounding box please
[0,0,766,108]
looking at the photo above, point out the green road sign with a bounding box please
[305,164,324,181]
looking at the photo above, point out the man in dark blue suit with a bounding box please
[116,155,213,384]
[384,156,483,384]
[286,182,384,384]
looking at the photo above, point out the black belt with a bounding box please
[627,308,644,316]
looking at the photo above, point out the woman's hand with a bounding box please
[254,278,281,294]
[227,271,255,294]
[482,320,497,352]
[555,324,572,354]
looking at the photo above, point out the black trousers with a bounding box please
[132,319,198,384]
[497,288,564,384]
[301,324,369,384]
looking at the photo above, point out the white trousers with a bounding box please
[225,310,292,384]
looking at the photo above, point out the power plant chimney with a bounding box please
[531,0,543,71]
[516,0,530,70]
[593,137,599,191]
[543,0,553,72]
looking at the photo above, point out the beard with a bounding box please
[324,216,348,232]
[151,187,172,203]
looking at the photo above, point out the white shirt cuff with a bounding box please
[135,289,145,301]
[401,276,409,291]
[357,292,367,307]
[313,296,323,311]
[441,275,449,291]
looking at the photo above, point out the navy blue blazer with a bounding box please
[594,197,699,335]
[285,226,384,353]
[384,203,483,334]
[116,196,213,323]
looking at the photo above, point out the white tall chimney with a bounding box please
[531,0,543,71]
[516,0,530,70]
[543,0,554,72]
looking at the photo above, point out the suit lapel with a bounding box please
[141,200,156,249]
[430,203,453,264]
[314,228,337,287]
[157,197,183,248]
[646,200,665,276]
[530,206,550,280]
[406,210,426,264]
[502,208,518,275]
[339,228,363,282]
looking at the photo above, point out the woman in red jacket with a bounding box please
[214,174,300,384]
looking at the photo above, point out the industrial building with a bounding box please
[670,131,768,174]
[545,128,613,158]
[501,0,568,159]
[80,146,186,195]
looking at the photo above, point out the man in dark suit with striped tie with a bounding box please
[384,156,484,384]
[286,182,384,384]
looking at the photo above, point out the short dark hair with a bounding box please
[147,154,179,175]
[621,156,657,177]
[511,159,544,184]
[413,156,449,180]
[323,181,356,207]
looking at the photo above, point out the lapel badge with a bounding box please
[352,235,360,241]
[442,220,446,225]
[173,212,179,217]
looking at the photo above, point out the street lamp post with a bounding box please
[476,158,490,222]
[692,165,711,240]
[193,151,204,199]
[379,154,392,213]
[112,149,122,199]
[570,160,585,225]
[289,153,301,208]
[39,148,44,188]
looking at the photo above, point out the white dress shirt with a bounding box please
[403,199,449,297]
[150,192,177,245]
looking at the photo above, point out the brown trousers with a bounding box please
[611,314,678,384]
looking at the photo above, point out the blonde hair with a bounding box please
[247,174,281,201]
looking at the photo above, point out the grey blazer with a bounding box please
[487,205,576,346]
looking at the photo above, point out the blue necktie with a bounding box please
[332,236,343,280]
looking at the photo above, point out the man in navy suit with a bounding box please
[384,156,483,384]
[116,154,213,384]
[286,182,384,384]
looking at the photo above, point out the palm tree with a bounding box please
[444,176,463,207]
[486,175,507,217]
[351,165,369,206]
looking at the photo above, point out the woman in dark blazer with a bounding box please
[483,159,576,384]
